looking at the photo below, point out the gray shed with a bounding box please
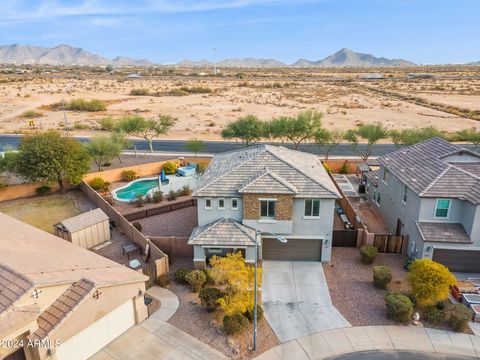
[54,208,111,249]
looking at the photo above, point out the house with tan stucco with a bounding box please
[0,212,148,360]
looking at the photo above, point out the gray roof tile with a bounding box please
[416,222,472,244]
[188,218,256,246]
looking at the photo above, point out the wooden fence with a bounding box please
[332,229,359,247]
[124,198,197,221]
[80,182,170,286]
[374,234,404,254]
[149,236,193,258]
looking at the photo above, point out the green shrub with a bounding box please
[199,287,223,312]
[73,122,89,130]
[157,274,170,288]
[373,266,392,289]
[162,161,178,175]
[360,245,378,264]
[185,269,207,292]
[152,190,164,203]
[420,305,444,325]
[244,305,264,322]
[175,268,191,283]
[20,110,43,118]
[167,190,178,201]
[449,303,471,332]
[89,177,110,192]
[178,185,192,197]
[132,222,142,232]
[35,185,52,196]
[66,98,106,112]
[121,170,138,182]
[338,160,350,174]
[197,163,208,174]
[223,313,248,335]
[179,86,212,94]
[97,116,115,131]
[132,193,145,207]
[130,88,150,96]
[202,268,214,285]
[384,292,413,323]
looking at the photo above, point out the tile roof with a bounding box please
[365,169,380,187]
[416,222,472,244]
[30,279,95,340]
[58,208,109,233]
[0,264,34,315]
[193,145,340,199]
[188,218,256,246]
[239,168,298,194]
[378,138,480,204]
[0,304,40,339]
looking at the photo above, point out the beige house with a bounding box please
[0,213,148,360]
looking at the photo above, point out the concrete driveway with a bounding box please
[262,261,350,343]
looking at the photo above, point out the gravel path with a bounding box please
[168,258,279,359]
[323,247,408,326]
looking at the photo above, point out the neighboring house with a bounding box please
[188,145,341,267]
[0,213,148,360]
[365,137,480,272]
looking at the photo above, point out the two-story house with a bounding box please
[188,145,341,267]
[365,137,480,272]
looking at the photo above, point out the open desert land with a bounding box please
[1,68,480,140]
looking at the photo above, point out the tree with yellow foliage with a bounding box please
[408,259,456,306]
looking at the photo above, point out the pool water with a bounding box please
[114,179,159,201]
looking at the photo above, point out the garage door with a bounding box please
[433,249,480,273]
[56,299,135,360]
[262,238,322,261]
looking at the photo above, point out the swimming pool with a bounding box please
[112,178,159,202]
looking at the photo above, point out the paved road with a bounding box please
[262,261,350,343]
[326,350,476,360]
[0,134,458,156]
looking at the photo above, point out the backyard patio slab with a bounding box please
[262,261,350,343]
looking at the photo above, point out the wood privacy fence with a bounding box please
[149,236,193,258]
[80,182,169,286]
[332,229,359,247]
[374,234,404,254]
[124,198,197,221]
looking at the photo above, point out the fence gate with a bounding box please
[374,235,404,254]
[332,230,358,247]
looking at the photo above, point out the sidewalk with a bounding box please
[254,326,480,360]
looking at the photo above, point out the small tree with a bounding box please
[116,115,175,152]
[456,128,480,151]
[15,131,90,193]
[267,116,291,145]
[408,259,456,306]
[284,110,323,150]
[185,138,204,156]
[221,115,266,147]
[84,136,122,171]
[345,123,389,160]
[390,127,443,148]
[314,129,344,159]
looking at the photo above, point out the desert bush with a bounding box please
[178,185,192,197]
[175,268,191,283]
[244,305,264,322]
[130,88,150,96]
[167,190,178,201]
[20,110,43,118]
[132,222,142,232]
[121,170,138,182]
[384,292,413,323]
[132,193,144,207]
[373,266,392,289]
[89,177,110,192]
[197,163,208,174]
[408,259,456,306]
[338,160,350,174]
[57,99,107,112]
[420,304,444,325]
[223,313,248,335]
[199,287,223,312]
[185,269,207,292]
[179,86,212,94]
[449,303,471,332]
[360,245,378,264]
[35,185,52,196]
[151,190,164,203]
[157,274,170,288]
[162,161,178,175]
[73,122,89,130]
[97,116,115,131]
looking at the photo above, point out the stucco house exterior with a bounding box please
[0,213,148,360]
[365,137,480,272]
[188,145,341,267]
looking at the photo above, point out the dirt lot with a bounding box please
[1,68,480,140]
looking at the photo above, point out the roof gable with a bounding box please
[188,218,256,246]
[239,168,297,194]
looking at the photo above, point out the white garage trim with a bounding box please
[55,299,135,360]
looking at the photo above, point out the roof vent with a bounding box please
[442,231,452,236]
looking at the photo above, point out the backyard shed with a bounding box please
[54,208,110,249]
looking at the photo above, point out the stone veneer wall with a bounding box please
[242,193,293,220]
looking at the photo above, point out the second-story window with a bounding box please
[435,199,451,218]
[260,200,276,218]
[382,168,389,184]
[231,198,238,210]
[218,198,225,210]
[304,199,320,217]
[402,185,408,203]
[205,198,212,209]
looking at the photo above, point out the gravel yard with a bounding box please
[137,205,198,237]
[167,258,280,359]
[323,247,408,326]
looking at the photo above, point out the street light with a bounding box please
[252,230,287,352]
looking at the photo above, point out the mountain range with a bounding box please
[0,44,477,67]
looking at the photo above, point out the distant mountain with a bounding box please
[468,61,480,65]
[216,58,286,68]
[0,44,155,66]
[292,48,416,67]
[176,59,213,67]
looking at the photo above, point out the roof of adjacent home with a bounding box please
[0,212,148,287]
[0,264,34,315]
[29,279,95,340]
[58,208,109,233]
[193,145,340,199]
[378,138,480,205]
[416,222,472,244]
[188,218,256,246]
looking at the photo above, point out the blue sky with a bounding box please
[1,0,479,64]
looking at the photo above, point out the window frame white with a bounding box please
[205,198,212,210]
[259,198,276,219]
[434,198,451,219]
[218,198,225,210]
[304,198,321,219]
[231,198,239,210]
